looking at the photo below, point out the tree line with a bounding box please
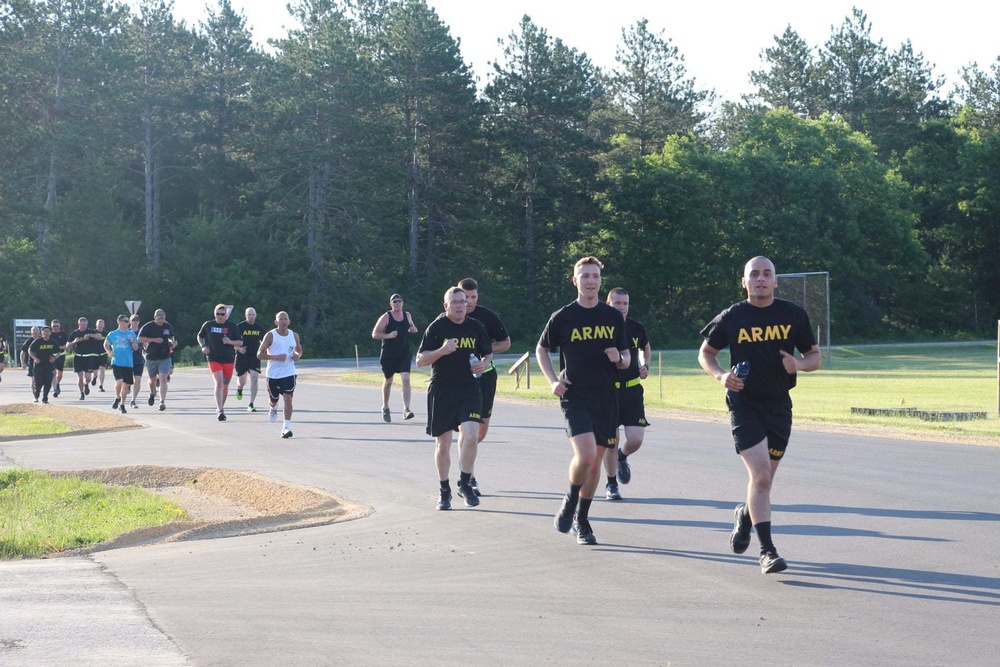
[1,1,998,355]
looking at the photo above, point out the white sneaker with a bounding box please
[268,408,278,423]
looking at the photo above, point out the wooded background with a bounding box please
[2,1,998,354]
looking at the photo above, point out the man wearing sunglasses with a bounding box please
[197,304,243,422]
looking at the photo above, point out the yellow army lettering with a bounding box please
[469,412,481,420]
[449,337,478,348]
[736,324,792,344]
[569,325,616,342]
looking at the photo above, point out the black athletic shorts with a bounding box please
[380,355,411,378]
[73,355,97,373]
[560,385,619,448]
[236,356,261,376]
[133,362,145,378]
[728,394,793,460]
[112,365,134,385]
[478,367,498,419]
[54,355,65,371]
[267,375,296,400]
[426,383,482,438]
[98,352,108,367]
[617,384,649,428]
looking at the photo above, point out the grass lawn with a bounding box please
[0,414,71,437]
[335,342,999,441]
[0,468,186,559]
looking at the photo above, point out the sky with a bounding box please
[161,0,1000,102]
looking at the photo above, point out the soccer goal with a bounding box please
[776,271,831,367]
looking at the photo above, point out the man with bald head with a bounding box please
[698,256,820,574]
[258,311,302,438]
[236,307,264,412]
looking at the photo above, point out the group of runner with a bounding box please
[8,307,302,439]
[378,256,820,575]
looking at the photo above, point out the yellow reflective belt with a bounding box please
[614,378,641,389]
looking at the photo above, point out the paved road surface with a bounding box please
[1,365,998,666]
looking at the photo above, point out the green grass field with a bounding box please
[337,342,999,441]
[0,468,186,559]
[0,415,71,437]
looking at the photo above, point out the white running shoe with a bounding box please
[268,408,278,423]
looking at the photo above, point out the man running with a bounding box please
[105,315,139,414]
[416,287,492,511]
[537,257,630,545]
[93,318,108,392]
[456,278,511,497]
[20,326,41,398]
[29,326,60,403]
[48,319,68,397]
[236,307,264,412]
[372,294,418,422]
[603,287,652,501]
[128,315,145,409]
[257,311,302,438]
[67,317,100,400]
[197,304,242,421]
[138,309,176,411]
[698,256,820,574]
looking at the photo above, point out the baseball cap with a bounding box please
[389,294,403,302]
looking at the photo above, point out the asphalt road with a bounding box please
[1,365,998,666]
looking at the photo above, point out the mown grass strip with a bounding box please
[0,468,186,559]
[336,342,1000,439]
[0,415,71,437]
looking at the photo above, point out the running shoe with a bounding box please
[236,387,243,400]
[403,410,414,420]
[730,503,753,554]
[218,411,226,422]
[91,377,97,386]
[437,489,452,511]
[130,400,138,409]
[80,392,85,400]
[247,403,256,413]
[148,392,155,406]
[33,397,39,403]
[98,385,105,392]
[571,518,597,545]
[605,482,622,501]
[41,398,48,404]
[52,387,60,398]
[112,398,120,409]
[281,429,293,439]
[120,404,127,414]
[382,406,391,422]
[158,402,166,411]
[84,384,89,395]
[617,448,631,484]
[457,482,480,507]
[268,408,278,423]
[469,477,481,497]
[553,496,575,533]
[760,551,788,574]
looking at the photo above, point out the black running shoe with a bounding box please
[130,400,138,409]
[112,398,120,409]
[553,496,575,533]
[281,429,293,439]
[605,482,622,501]
[98,385,105,392]
[760,550,787,574]
[470,477,481,497]
[617,448,631,484]
[84,384,89,395]
[52,388,60,398]
[382,407,391,422]
[148,393,155,406]
[730,503,753,554]
[120,404,127,414]
[403,410,414,420]
[571,518,597,545]
[437,489,452,511]
[457,482,480,507]
[218,411,226,421]
[79,392,85,400]
[91,377,97,386]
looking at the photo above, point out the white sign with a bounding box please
[125,300,142,315]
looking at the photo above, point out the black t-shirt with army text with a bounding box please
[29,337,60,368]
[700,298,815,400]
[618,318,649,384]
[537,301,629,392]
[418,314,492,389]
[237,320,265,362]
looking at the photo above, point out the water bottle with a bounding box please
[727,361,750,400]
[469,353,482,378]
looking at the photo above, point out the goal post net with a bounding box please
[776,271,831,366]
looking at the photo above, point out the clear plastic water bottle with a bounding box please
[727,361,750,400]
[469,353,482,378]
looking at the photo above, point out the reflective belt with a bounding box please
[614,377,641,389]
